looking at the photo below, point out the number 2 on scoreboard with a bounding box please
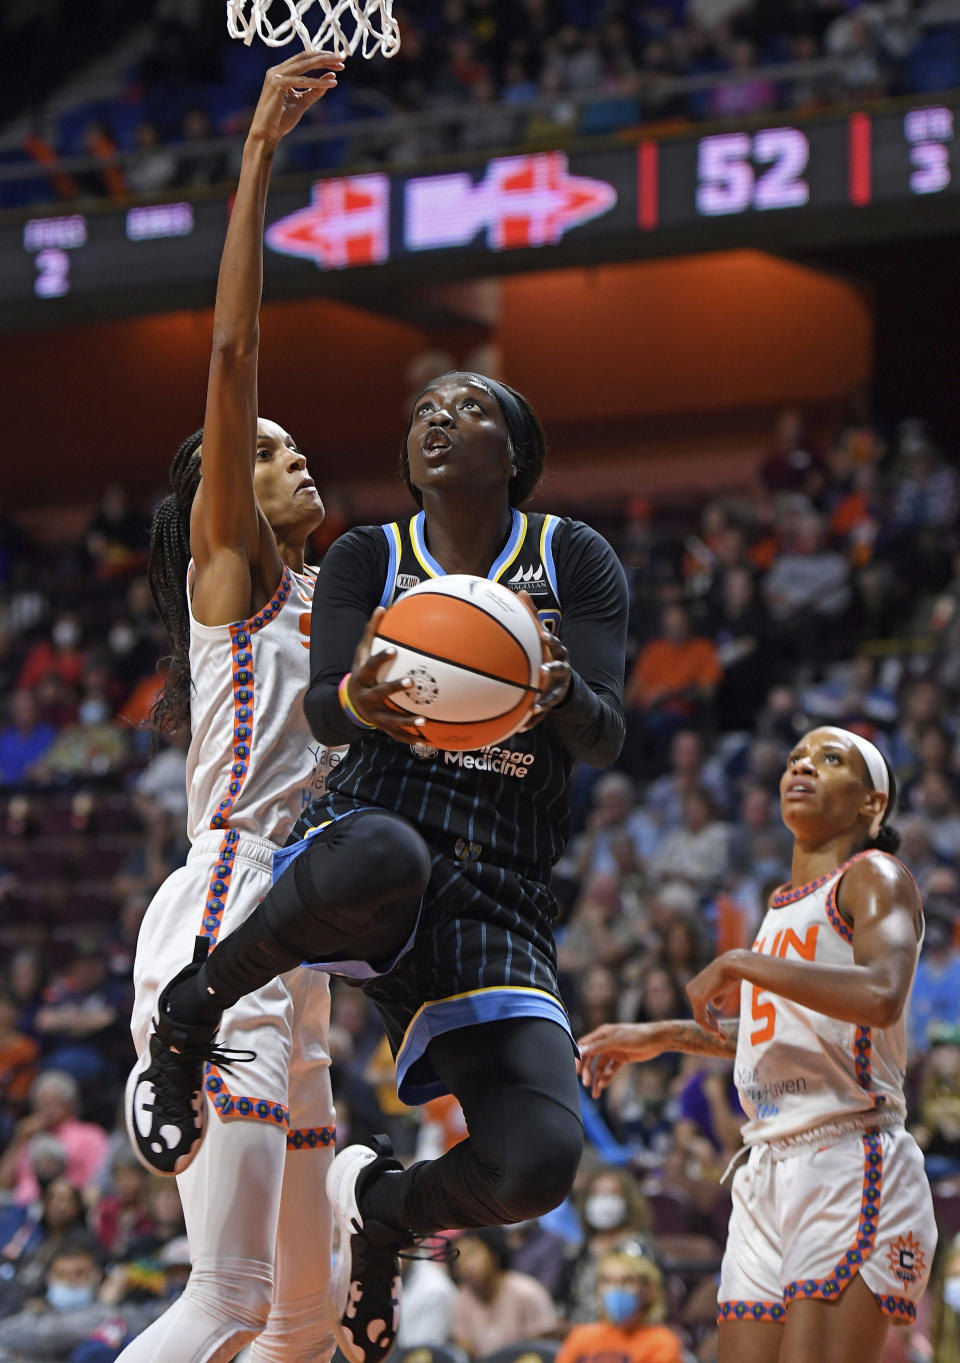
[696,128,810,217]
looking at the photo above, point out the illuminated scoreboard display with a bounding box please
[2,99,959,327]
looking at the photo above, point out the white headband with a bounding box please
[840,731,890,798]
[821,728,890,839]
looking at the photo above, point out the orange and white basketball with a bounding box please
[373,575,543,751]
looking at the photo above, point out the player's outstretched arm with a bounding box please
[577,1018,739,1098]
[685,856,921,1036]
[190,51,343,624]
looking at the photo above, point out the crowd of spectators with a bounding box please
[5,0,960,208]
[4,404,960,1358]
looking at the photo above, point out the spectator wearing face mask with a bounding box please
[558,1166,655,1323]
[0,1235,169,1361]
[555,1249,682,1363]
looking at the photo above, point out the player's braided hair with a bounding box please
[147,429,203,737]
[864,760,901,856]
[399,372,547,509]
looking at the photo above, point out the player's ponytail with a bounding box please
[864,761,901,856]
[148,429,203,736]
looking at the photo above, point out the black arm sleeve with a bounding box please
[549,519,628,768]
[303,527,390,745]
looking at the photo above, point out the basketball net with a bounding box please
[226,0,400,58]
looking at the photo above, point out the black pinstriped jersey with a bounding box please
[303,509,627,876]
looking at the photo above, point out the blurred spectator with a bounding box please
[915,770,960,861]
[451,1226,557,1354]
[758,409,828,500]
[125,1180,185,1259]
[505,1217,569,1297]
[0,1233,169,1361]
[30,699,128,784]
[911,906,960,1059]
[396,1255,457,1349]
[913,1026,960,1187]
[126,121,178,196]
[0,1136,67,1306]
[674,1056,744,1176]
[645,730,728,833]
[0,692,57,787]
[555,1247,682,1363]
[175,108,228,188]
[651,788,731,891]
[625,604,722,764]
[560,1166,654,1323]
[0,988,39,1140]
[84,486,148,581]
[7,947,46,1036]
[4,1179,89,1307]
[566,773,661,883]
[131,732,188,826]
[0,1072,110,1205]
[801,654,898,732]
[762,509,853,669]
[712,565,771,732]
[17,614,85,695]
[559,884,638,979]
[936,1232,960,1363]
[90,1148,152,1260]
[77,120,126,200]
[711,38,776,115]
[32,946,125,1088]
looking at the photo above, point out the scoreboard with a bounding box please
[3,98,959,329]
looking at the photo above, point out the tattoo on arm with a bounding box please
[675,1017,739,1058]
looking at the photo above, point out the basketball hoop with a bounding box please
[226,0,400,58]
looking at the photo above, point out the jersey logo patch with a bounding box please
[397,573,420,591]
[506,563,548,595]
[887,1232,926,1286]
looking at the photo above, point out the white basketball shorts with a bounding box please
[718,1125,937,1327]
[131,830,333,1143]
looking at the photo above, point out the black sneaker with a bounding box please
[326,1136,407,1363]
[125,939,253,1176]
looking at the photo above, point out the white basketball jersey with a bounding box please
[185,563,333,845]
[735,850,919,1146]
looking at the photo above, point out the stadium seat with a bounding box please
[477,1341,560,1363]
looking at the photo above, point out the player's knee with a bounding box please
[296,810,430,920]
[357,812,432,906]
[497,1108,583,1220]
[186,1258,274,1335]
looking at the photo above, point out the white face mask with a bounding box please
[584,1192,628,1231]
[945,1276,960,1313]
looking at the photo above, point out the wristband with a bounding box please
[338,673,376,729]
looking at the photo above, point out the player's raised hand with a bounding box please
[345,607,426,745]
[248,49,345,148]
[516,590,571,730]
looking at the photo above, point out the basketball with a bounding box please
[372,575,544,751]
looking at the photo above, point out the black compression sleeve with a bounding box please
[548,519,627,768]
[303,527,389,745]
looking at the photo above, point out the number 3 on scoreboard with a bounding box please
[696,128,810,217]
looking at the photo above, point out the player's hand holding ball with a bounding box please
[345,607,427,746]
[247,48,345,151]
[516,588,571,729]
